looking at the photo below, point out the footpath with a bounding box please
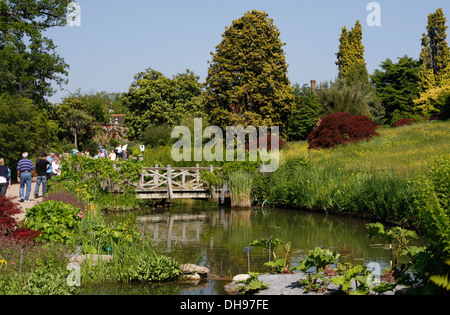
[6,183,41,222]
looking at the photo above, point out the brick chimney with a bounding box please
[310,80,316,92]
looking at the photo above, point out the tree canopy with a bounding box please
[418,7,450,91]
[287,84,320,141]
[0,0,70,105]
[415,8,450,118]
[336,20,368,83]
[0,93,59,167]
[122,68,205,140]
[205,10,294,134]
[319,20,384,124]
[371,56,421,123]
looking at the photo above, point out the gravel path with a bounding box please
[227,272,408,296]
[6,183,41,222]
[255,273,318,295]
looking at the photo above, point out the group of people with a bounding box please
[5,152,62,203]
[107,144,128,161]
[73,144,128,161]
[0,144,130,203]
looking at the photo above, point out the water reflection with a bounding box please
[136,201,402,277]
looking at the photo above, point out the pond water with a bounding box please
[82,200,418,295]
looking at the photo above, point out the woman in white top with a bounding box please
[52,158,61,176]
[108,150,116,161]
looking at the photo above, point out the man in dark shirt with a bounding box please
[34,153,51,198]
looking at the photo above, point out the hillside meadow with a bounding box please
[281,120,450,176]
[254,120,450,226]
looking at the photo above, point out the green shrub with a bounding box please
[54,156,142,195]
[0,265,78,295]
[111,240,181,283]
[142,125,173,148]
[412,156,450,293]
[287,84,320,141]
[413,156,450,251]
[25,201,82,243]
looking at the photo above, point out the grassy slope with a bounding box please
[255,121,449,224]
[280,120,450,177]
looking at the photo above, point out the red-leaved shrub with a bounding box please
[307,112,379,150]
[245,135,286,152]
[392,118,415,128]
[0,195,40,243]
[0,195,19,237]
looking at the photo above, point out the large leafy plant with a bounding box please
[249,237,292,274]
[367,222,425,278]
[25,201,82,243]
[294,247,341,293]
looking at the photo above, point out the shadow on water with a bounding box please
[81,199,422,295]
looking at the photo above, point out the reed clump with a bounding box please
[228,170,254,208]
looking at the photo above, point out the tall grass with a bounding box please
[228,171,254,207]
[255,121,450,225]
[255,161,415,224]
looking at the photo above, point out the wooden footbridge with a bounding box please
[133,165,229,204]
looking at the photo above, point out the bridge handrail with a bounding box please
[137,165,215,195]
[142,166,213,171]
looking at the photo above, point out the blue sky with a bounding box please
[45,0,450,104]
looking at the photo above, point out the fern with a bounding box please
[430,275,450,291]
[430,259,450,291]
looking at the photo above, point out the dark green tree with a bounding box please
[287,84,320,141]
[0,93,59,170]
[371,56,421,123]
[0,0,70,105]
[123,68,205,140]
[58,90,125,124]
[205,10,294,134]
[63,108,93,149]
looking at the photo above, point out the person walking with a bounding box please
[0,158,11,196]
[46,153,55,181]
[34,153,51,198]
[17,152,35,203]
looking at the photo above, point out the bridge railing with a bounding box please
[137,164,214,193]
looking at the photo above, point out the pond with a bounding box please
[81,199,419,295]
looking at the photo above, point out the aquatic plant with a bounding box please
[228,170,254,207]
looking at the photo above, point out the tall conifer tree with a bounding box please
[418,8,450,92]
[205,10,294,134]
[336,20,368,82]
